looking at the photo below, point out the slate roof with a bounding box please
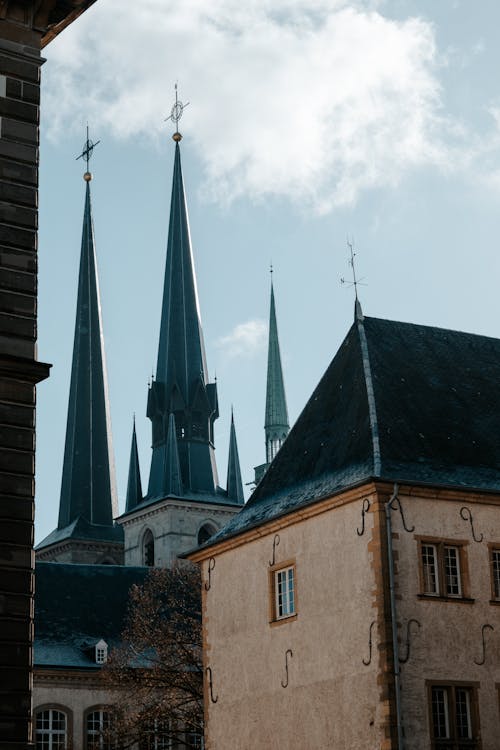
[36,515,123,550]
[200,310,500,548]
[34,562,149,669]
[265,283,289,433]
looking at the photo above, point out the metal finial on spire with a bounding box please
[76,124,100,181]
[340,238,366,301]
[165,83,190,142]
[270,262,273,277]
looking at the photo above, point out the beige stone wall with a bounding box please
[390,490,500,750]
[121,499,239,567]
[34,676,115,748]
[202,492,383,750]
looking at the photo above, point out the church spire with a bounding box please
[125,417,142,512]
[226,409,244,504]
[57,162,118,530]
[147,137,219,500]
[265,277,289,464]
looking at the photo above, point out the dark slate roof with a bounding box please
[34,562,149,669]
[125,419,143,512]
[200,310,500,548]
[36,516,124,550]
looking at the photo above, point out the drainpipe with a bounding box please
[385,483,404,750]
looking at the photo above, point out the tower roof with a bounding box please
[226,410,244,504]
[265,282,289,431]
[39,177,118,549]
[201,313,500,548]
[125,419,143,512]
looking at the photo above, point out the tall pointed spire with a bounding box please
[254,275,290,485]
[226,409,244,504]
[147,138,219,500]
[125,417,143,512]
[57,169,118,530]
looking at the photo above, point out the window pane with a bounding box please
[422,544,439,594]
[431,687,450,739]
[275,567,295,618]
[444,546,462,596]
[35,709,67,750]
[455,688,472,740]
[492,550,500,598]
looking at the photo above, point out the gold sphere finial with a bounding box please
[83,171,92,182]
[172,132,182,142]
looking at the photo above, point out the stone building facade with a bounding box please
[189,308,500,750]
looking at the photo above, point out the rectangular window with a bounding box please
[490,548,500,600]
[429,684,478,749]
[419,540,467,599]
[269,563,297,623]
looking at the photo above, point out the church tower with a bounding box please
[117,97,244,566]
[36,136,123,564]
[254,275,290,484]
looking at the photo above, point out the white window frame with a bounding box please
[444,545,462,597]
[86,709,112,750]
[274,565,295,620]
[35,708,67,750]
[422,543,439,595]
[95,639,108,665]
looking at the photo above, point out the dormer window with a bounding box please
[95,639,108,664]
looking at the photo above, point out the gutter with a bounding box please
[385,483,404,750]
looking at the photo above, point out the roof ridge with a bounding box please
[356,315,381,476]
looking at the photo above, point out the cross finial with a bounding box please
[76,124,100,181]
[165,83,190,142]
[340,237,366,302]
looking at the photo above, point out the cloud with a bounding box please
[216,319,267,359]
[43,0,449,211]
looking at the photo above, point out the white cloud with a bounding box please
[43,0,449,211]
[216,319,267,358]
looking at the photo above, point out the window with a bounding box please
[35,708,67,750]
[489,546,500,600]
[86,709,113,750]
[418,539,469,599]
[143,529,155,567]
[197,523,217,546]
[186,731,204,749]
[140,720,172,749]
[429,684,479,749]
[270,563,296,622]
[95,639,108,664]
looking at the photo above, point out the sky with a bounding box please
[35,0,500,543]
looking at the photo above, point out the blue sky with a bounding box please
[35,0,500,542]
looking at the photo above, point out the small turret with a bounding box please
[226,409,244,504]
[125,418,143,512]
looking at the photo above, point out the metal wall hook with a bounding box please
[362,620,376,666]
[205,666,218,703]
[269,534,280,566]
[281,648,293,688]
[388,495,415,533]
[474,624,494,665]
[357,499,371,536]
[204,557,215,591]
[399,619,421,664]
[460,506,484,543]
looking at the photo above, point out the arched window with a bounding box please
[197,523,217,546]
[143,529,155,567]
[35,708,68,749]
[86,709,112,750]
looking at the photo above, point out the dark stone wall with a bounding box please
[0,20,48,750]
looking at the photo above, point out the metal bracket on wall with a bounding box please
[362,620,376,666]
[356,498,371,536]
[204,557,215,591]
[388,495,415,533]
[206,666,218,703]
[460,506,484,543]
[281,648,293,688]
[269,534,280,566]
[399,618,421,664]
[474,624,494,665]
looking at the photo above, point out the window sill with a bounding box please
[489,599,500,606]
[269,613,298,628]
[417,594,475,604]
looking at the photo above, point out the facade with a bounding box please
[189,305,500,750]
[0,2,96,747]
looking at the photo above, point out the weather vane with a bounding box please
[165,83,189,142]
[340,238,366,301]
[76,124,100,181]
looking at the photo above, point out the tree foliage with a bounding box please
[101,565,203,749]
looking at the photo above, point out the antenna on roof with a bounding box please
[340,237,366,302]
